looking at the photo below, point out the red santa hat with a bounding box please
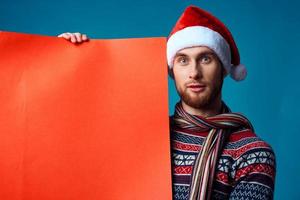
[167,5,247,81]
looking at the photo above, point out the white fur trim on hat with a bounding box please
[167,26,231,74]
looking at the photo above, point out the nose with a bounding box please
[189,61,202,79]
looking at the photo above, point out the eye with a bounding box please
[200,55,211,64]
[176,56,189,66]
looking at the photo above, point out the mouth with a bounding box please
[187,83,206,93]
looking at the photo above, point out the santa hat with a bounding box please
[167,5,247,81]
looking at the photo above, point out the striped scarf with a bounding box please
[173,101,254,200]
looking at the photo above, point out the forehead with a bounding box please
[175,46,215,56]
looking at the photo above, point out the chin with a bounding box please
[182,93,211,109]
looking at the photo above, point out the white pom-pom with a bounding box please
[230,64,247,81]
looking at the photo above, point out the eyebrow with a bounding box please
[174,53,188,58]
[174,51,215,59]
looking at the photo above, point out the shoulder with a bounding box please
[226,129,275,157]
[226,129,276,164]
[226,129,276,183]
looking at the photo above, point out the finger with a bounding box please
[74,32,82,43]
[70,34,77,43]
[57,33,65,37]
[82,34,89,41]
[58,32,71,40]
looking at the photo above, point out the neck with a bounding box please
[181,95,223,117]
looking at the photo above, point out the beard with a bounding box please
[177,77,223,109]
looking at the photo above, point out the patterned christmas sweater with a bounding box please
[170,116,276,200]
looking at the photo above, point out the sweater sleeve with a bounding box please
[228,139,276,200]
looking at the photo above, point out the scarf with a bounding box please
[173,101,254,200]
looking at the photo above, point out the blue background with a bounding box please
[1,0,299,199]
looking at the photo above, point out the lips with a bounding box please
[187,83,206,93]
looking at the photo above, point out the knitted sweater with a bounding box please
[170,116,276,200]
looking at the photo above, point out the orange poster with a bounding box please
[0,31,171,200]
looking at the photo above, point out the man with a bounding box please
[58,5,276,200]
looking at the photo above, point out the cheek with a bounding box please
[203,65,222,81]
[173,69,187,87]
[173,67,189,79]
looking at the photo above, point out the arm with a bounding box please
[229,143,276,200]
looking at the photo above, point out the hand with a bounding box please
[57,32,89,43]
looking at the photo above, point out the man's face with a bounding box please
[172,46,225,109]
